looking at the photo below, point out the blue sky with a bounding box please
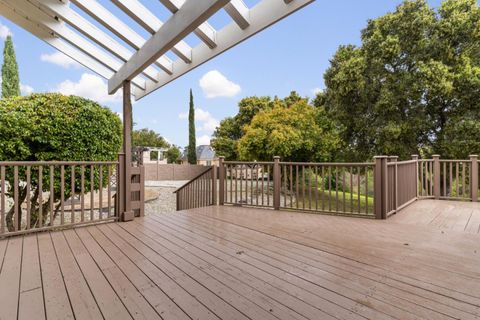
[1,0,445,148]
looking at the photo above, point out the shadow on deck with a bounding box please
[0,201,479,319]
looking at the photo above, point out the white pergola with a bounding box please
[0,0,314,219]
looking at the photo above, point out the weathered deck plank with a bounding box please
[18,235,45,320]
[37,233,74,319]
[0,237,22,320]
[0,200,479,320]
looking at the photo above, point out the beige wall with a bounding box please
[144,164,209,181]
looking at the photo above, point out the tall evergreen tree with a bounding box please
[187,89,197,164]
[2,35,20,98]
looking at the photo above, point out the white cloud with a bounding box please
[20,83,34,95]
[311,87,323,95]
[0,23,11,39]
[40,52,80,69]
[197,135,211,146]
[199,70,241,98]
[53,73,122,104]
[178,107,219,135]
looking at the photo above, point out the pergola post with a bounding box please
[119,80,134,221]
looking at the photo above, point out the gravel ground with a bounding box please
[144,181,187,215]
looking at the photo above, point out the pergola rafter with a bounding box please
[0,0,313,100]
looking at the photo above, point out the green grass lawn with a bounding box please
[288,188,375,215]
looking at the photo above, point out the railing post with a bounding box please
[470,155,478,202]
[374,156,388,219]
[412,155,419,198]
[433,155,440,200]
[212,165,217,205]
[273,156,281,210]
[389,156,398,213]
[218,156,225,205]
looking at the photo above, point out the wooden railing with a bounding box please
[219,158,375,217]
[174,166,216,211]
[0,161,118,237]
[385,158,418,217]
[175,154,479,219]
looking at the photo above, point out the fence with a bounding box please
[174,167,216,211]
[175,154,479,219]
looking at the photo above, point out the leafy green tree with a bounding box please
[2,35,20,98]
[188,89,197,164]
[211,92,306,160]
[132,128,169,148]
[165,145,182,164]
[237,100,342,162]
[323,0,480,161]
[0,93,122,231]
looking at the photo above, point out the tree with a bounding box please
[132,128,169,148]
[2,35,20,98]
[165,145,181,163]
[237,100,342,161]
[323,0,480,161]
[187,89,197,164]
[0,93,122,231]
[211,92,306,160]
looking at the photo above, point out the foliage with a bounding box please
[188,89,197,164]
[211,92,308,160]
[0,93,122,230]
[237,100,342,162]
[322,0,480,161]
[132,128,169,148]
[165,145,182,163]
[2,35,20,98]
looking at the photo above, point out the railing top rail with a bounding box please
[279,161,375,166]
[396,160,417,165]
[223,161,274,165]
[438,159,470,163]
[174,166,213,194]
[0,161,118,166]
[418,159,434,162]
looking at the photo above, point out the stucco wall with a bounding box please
[144,164,209,181]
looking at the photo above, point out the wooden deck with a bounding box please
[389,199,480,234]
[0,202,479,320]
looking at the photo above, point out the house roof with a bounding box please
[0,0,314,100]
[181,145,216,161]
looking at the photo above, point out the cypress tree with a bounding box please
[2,35,20,98]
[187,89,197,164]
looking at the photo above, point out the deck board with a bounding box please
[0,237,22,320]
[18,235,45,320]
[0,200,480,320]
[37,233,74,319]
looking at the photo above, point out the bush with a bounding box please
[0,93,122,230]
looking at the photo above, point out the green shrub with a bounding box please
[0,93,122,230]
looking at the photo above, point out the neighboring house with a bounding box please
[133,146,168,165]
[181,145,218,166]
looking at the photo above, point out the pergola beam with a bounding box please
[157,0,218,49]
[134,0,314,99]
[29,0,159,83]
[0,2,144,94]
[108,0,230,94]
[71,0,173,75]
[224,0,250,29]
[0,0,146,91]
[112,0,193,63]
